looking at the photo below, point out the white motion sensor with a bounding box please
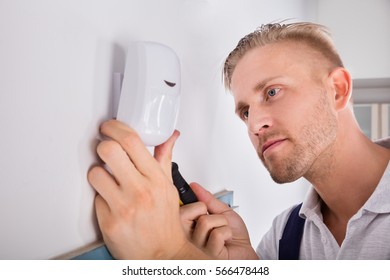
[116,41,181,146]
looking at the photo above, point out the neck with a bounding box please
[304,115,390,221]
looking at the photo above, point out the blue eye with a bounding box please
[267,88,280,97]
[243,110,249,119]
[238,108,249,121]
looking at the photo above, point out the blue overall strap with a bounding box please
[278,203,305,260]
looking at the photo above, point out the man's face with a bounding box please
[230,41,338,183]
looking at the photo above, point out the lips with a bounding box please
[261,139,286,155]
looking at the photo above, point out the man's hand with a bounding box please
[180,182,259,260]
[87,120,207,259]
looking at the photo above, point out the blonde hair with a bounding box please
[223,22,344,90]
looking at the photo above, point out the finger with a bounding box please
[100,120,157,176]
[96,140,142,186]
[180,202,207,222]
[88,166,120,204]
[96,140,136,183]
[154,130,180,179]
[94,194,111,222]
[192,214,229,247]
[180,202,207,239]
[190,182,232,215]
[206,226,232,258]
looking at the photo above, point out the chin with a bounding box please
[270,172,301,184]
[266,161,304,184]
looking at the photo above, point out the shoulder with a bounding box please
[256,204,301,259]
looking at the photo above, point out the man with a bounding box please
[88,22,390,259]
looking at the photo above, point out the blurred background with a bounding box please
[0,0,389,259]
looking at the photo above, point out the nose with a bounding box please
[247,106,272,136]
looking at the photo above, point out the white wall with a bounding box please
[0,0,315,259]
[317,0,390,79]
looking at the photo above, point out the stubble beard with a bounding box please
[258,90,338,184]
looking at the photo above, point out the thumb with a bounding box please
[153,130,180,179]
[190,182,231,215]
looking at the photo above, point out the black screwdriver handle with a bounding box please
[171,162,198,204]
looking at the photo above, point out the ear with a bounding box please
[329,67,352,111]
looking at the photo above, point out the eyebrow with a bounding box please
[253,75,283,92]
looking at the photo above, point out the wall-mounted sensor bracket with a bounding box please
[112,72,124,118]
